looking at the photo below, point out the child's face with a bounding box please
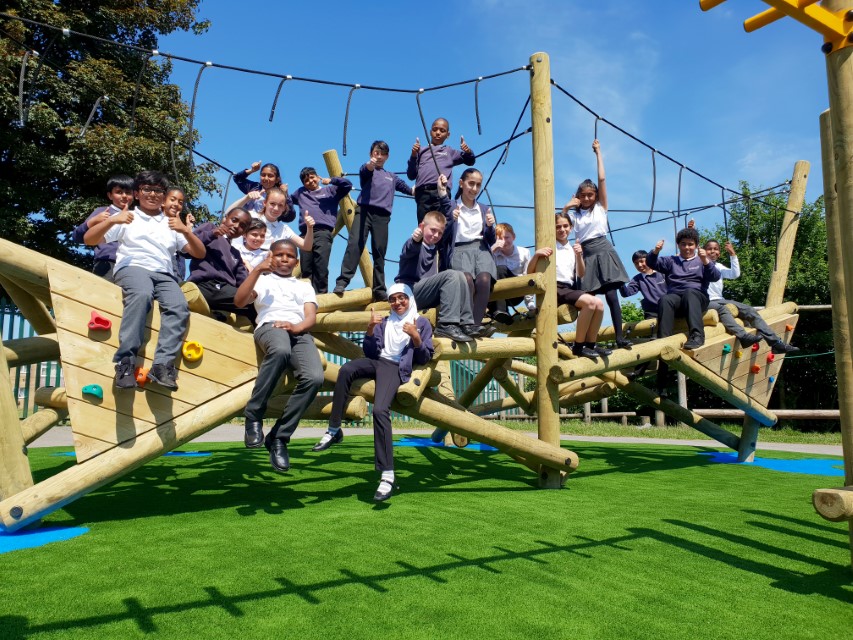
[107,186,133,209]
[458,172,482,202]
[302,173,320,191]
[245,228,266,250]
[555,218,571,243]
[220,211,251,240]
[634,257,647,273]
[421,220,445,245]
[134,184,166,214]
[263,193,287,222]
[270,244,299,276]
[430,119,450,145]
[163,190,184,218]
[259,167,279,190]
[389,292,410,315]
[704,242,721,262]
[678,239,697,259]
[370,147,389,168]
[498,230,515,250]
[577,187,597,210]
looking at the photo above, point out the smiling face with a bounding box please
[134,184,166,215]
[107,186,133,210]
[244,227,266,250]
[270,242,299,276]
[430,119,450,145]
[163,189,185,218]
[704,241,721,262]
[220,210,251,239]
[555,216,572,244]
[421,219,445,245]
[389,292,410,315]
[263,192,288,222]
[301,172,320,191]
[259,165,279,190]
[577,186,597,210]
[678,239,698,259]
[370,147,389,169]
[633,257,648,273]
[458,171,482,204]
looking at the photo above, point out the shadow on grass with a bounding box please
[567,443,722,479]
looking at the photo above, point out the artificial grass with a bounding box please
[1,438,851,640]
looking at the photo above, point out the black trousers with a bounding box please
[196,280,257,323]
[329,357,401,472]
[414,185,441,224]
[335,205,391,297]
[489,264,524,315]
[656,290,709,339]
[301,227,333,294]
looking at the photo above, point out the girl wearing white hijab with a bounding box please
[312,282,434,501]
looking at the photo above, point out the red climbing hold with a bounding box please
[88,310,111,331]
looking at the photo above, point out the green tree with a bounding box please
[620,300,644,324]
[0,1,218,267]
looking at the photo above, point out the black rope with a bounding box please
[220,173,232,215]
[677,164,683,219]
[170,139,179,184]
[342,84,360,156]
[17,49,32,126]
[481,97,530,196]
[23,31,59,123]
[647,149,657,223]
[721,187,729,240]
[187,61,212,166]
[482,186,496,219]
[79,95,107,137]
[414,90,442,180]
[268,76,290,122]
[476,128,532,159]
[745,195,751,245]
[594,116,599,140]
[474,77,482,135]
[129,52,153,134]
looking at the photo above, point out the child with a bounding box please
[72,174,135,282]
[490,222,536,323]
[333,141,414,301]
[619,250,667,320]
[396,176,479,342]
[562,139,632,348]
[290,167,352,293]
[187,207,255,323]
[312,283,433,501]
[407,118,476,223]
[450,168,497,335]
[163,186,190,280]
[84,170,206,390]
[234,239,325,468]
[237,219,268,272]
[704,238,799,353]
[230,161,292,218]
[527,213,610,359]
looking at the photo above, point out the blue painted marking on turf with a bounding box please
[396,437,498,452]
[51,451,211,457]
[699,451,844,476]
[0,526,88,554]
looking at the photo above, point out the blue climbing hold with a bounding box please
[81,384,103,399]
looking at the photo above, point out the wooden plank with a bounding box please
[69,402,157,449]
[690,310,798,363]
[0,337,33,500]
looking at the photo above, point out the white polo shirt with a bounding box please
[569,202,608,243]
[493,244,531,276]
[105,208,187,276]
[253,273,317,328]
[555,240,577,285]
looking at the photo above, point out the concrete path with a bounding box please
[29,424,844,456]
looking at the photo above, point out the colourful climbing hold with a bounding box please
[88,310,111,331]
[735,350,743,358]
[766,353,775,363]
[785,324,794,332]
[769,376,776,383]
[750,364,761,374]
[751,342,760,352]
[722,344,732,354]
[135,367,149,387]
[82,384,103,399]
[182,341,203,362]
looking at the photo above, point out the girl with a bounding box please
[312,282,434,502]
[229,161,293,219]
[233,186,314,253]
[450,167,498,337]
[237,218,268,272]
[527,213,610,359]
[561,140,632,348]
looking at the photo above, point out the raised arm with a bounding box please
[593,139,607,211]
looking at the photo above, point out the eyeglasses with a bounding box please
[138,187,166,195]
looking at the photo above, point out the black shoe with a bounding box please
[592,344,613,357]
[373,479,397,502]
[771,342,800,355]
[572,344,598,360]
[683,333,705,350]
[464,323,497,339]
[491,310,513,325]
[147,363,178,390]
[434,323,474,343]
[114,357,137,389]
[625,362,650,381]
[333,284,346,296]
[312,429,343,452]
[738,333,762,347]
[268,439,290,472]
[372,290,388,302]
[244,420,264,448]
[615,339,633,349]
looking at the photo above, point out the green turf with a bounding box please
[1,439,851,639]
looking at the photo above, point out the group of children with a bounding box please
[76,123,796,502]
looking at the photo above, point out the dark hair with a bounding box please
[575,178,598,199]
[167,186,185,197]
[225,207,251,221]
[260,163,282,186]
[371,140,389,154]
[106,175,134,192]
[454,167,482,200]
[676,227,700,245]
[299,167,317,184]
[632,250,648,262]
[270,238,298,254]
[246,218,267,234]
[432,117,450,130]
[703,239,721,250]
[133,170,169,191]
[555,212,573,226]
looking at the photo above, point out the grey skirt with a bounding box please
[451,240,497,279]
[580,235,629,292]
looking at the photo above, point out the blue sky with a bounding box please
[160,1,828,294]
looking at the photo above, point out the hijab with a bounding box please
[380,282,419,362]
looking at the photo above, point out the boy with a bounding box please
[334,141,414,301]
[407,118,476,223]
[704,238,799,354]
[188,207,255,323]
[396,176,479,342]
[290,167,352,293]
[619,249,668,320]
[237,218,268,271]
[84,170,206,390]
[234,239,325,470]
[489,222,535,323]
[72,174,135,282]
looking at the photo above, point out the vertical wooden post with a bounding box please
[529,52,562,487]
[322,149,374,290]
[819,108,853,566]
[583,402,591,424]
[677,372,688,428]
[765,161,810,306]
[600,397,609,413]
[0,337,34,501]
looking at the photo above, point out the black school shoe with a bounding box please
[463,323,497,339]
[683,332,705,350]
[147,363,179,390]
[434,323,474,343]
[244,420,265,448]
[312,429,344,452]
[266,438,290,473]
[771,342,800,355]
[738,333,762,347]
[114,357,137,389]
[373,479,397,502]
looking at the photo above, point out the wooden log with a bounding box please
[0,238,52,293]
[315,308,436,332]
[3,334,60,367]
[472,378,605,416]
[602,371,741,450]
[266,394,367,421]
[316,287,373,313]
[493,367,532,413]
[34,387,67,409]
[590,311,719,342]
[0,273,56,335]
[506,359,538,378]
[434,337,536,360]
[312,332,365,360]
[488,273,546,301]
[397,362,439,407]
[812,486,853,523]
[659,346,777,427]
[562,383,617,409]
[0,336,34,501]
[323,149,374,289]
[20,408,67,445]
[695,409,841,420]
[0,380,256,532]
[766,160,810,306]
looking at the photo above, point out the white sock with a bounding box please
[381,470,395,484]
[318,433,333,446]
